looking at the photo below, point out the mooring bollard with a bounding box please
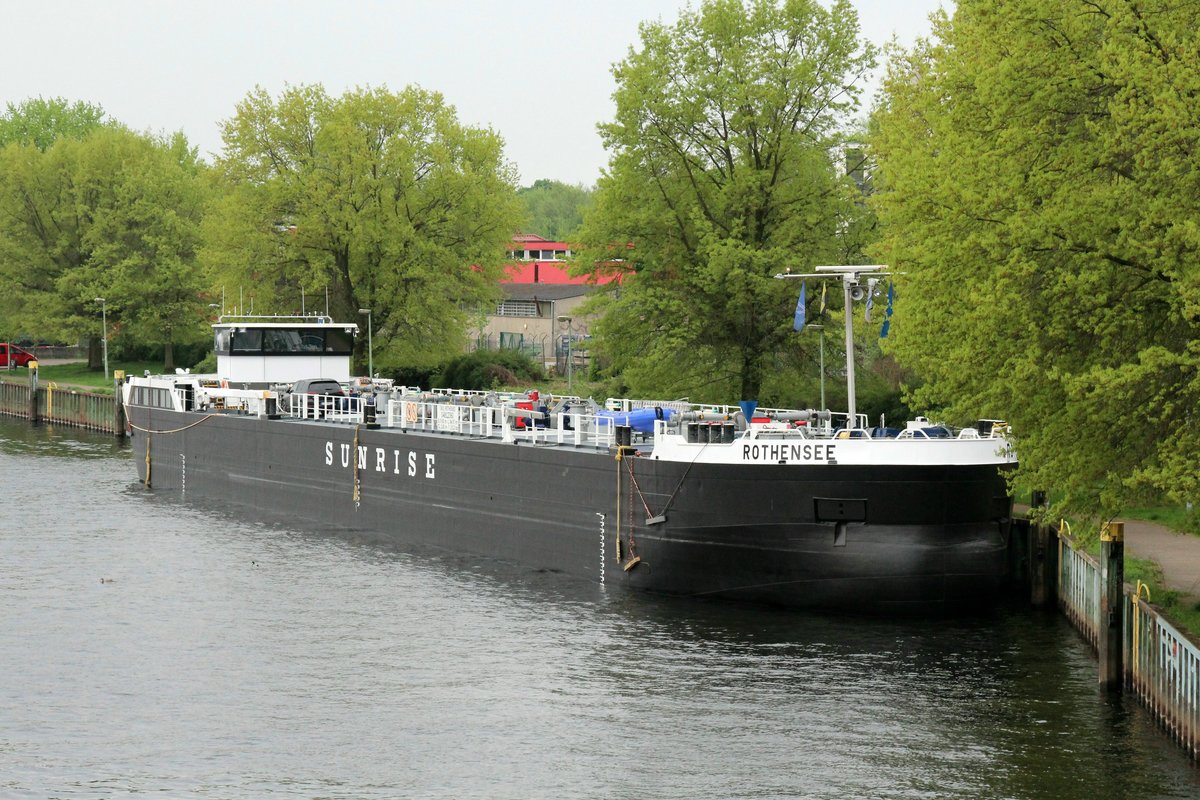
[27,360,39,425]
[364,392,379,429]
[1099,520,1125,691]
[1028,490,1049,606]
[113,370,126,437]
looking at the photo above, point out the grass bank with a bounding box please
[0,362,161,395]
[1124,555,1200,642]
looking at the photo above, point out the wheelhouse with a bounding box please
[213,316,357,385]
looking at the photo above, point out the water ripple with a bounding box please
[1,418,1197,799]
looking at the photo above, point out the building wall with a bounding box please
[477,294,592,370]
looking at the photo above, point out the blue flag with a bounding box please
[793,282,806,332]
[880,282,895,338]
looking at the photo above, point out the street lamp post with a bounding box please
[556,315,573,395]
[93,297,108,380]
[358,308,373,377]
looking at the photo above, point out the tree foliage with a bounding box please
[517,179,593,239]
[0,126,209,368]
[577,0,875,402]
[205,84,524,372]
[0,97,109,150]
[871,0,1200,518]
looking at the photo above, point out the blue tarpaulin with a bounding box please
[596,407,675,433]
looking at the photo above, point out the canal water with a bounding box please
[1,418,1198,799]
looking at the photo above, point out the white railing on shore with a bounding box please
[1128,591,1200,759]
[1058,533,1101,650]
[1056,531,1200,760]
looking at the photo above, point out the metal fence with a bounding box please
[1058,532,1200,759]
[1128,591,1200,759]
[0,380,117,434]
[1058,531,1101,651]
[39,384,118,433]
[0,381,28,417]
[470,334,551,366]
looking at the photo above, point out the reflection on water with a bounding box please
[0,415,128,460]
[1,417,1197,799]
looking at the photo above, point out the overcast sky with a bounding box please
[1,0,949,186]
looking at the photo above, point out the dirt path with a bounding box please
[1122,518,1200,596]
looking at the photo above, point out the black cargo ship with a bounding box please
[123,306,1016,611]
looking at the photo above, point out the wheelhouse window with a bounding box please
[130,386,174,409]
[231,329,263,354]
[324,328,354,354]
[214,326,354,355]
[263,329,304,353]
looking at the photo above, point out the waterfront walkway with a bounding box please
[1124,518,1200,597]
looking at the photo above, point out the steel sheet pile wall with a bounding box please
[1058,535,1100,651]
[0,381,29,417]
[39,386,115,433]
[1128,596,1200,759]
[0,380,115,433]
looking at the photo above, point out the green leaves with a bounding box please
[517,179,593,240]
[0,97,109,150]
[872,0,1200,518]
[581,0,876,402]
[0,126,209,366]
[208,84,523,372]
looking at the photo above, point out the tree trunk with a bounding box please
[740,349,764,401]
[163,342,174,372]
[87,336,101,371]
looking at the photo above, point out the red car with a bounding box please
[0,342,37,368]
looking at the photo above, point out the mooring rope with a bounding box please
[352,424,361,505]
[129,414,219,435]
[132,413,220,489]
[614,447,622,562]
[622,437,709,524]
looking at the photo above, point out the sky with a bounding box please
[1,0,949,186]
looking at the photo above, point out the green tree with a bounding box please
[0,127,209,369]
[518,179,593,239]
[871,0,1200,519]
[205,84,524,373]
[0,97,108,149]
[577,0,876,402]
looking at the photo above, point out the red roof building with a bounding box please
[476,235,620,374]
[502,234,620,286]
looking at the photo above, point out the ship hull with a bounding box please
[128,407,1014,611]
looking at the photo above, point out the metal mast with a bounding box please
[774,265,889,426]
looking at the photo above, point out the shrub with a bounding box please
[434,350,545,391]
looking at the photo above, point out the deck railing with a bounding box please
[385,397,618,449]
[276,392,621,450]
